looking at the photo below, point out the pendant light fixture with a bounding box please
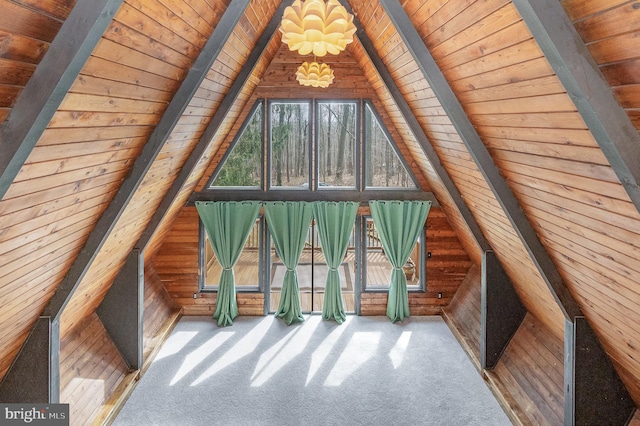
[295,61,335,87]
[280,0,356,57]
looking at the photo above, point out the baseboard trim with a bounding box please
[440,310,525,426]
[95,308,182,425]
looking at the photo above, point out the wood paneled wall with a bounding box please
[563,0,640,131]
[143,263,179,359]
[444,265,565,425]
[491,314,565,425]
[352,0,566,340]
[347,35,484,267]
[561,0,640,405]
[56,0,232,337]
[0,0,75,123]
[442,263,482,366]
[144,5,283,264]
[0,0,226,379]
[379,0,640,410]
[60,313,129,426]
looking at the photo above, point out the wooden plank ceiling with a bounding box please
[1,0,640,414]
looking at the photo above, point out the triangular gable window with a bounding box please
[210,101,263,188]
[364,103,417,189]
[208,100,418,191]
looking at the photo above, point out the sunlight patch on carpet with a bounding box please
[154,331,198,361]
[251,323,302,380]
[191,316,273,386]
[324,331,380,386]
[251,316,321,387]
[389,331,411,369]
[306,316,351,386]
[170,332,234,386]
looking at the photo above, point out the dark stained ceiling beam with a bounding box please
[188,189,437,204]
[512,0,640,214]
[43,0,253,322]
[137,0,293,252]
[0,0,124,200]
[339,0,489,253]
[378,0,582,320]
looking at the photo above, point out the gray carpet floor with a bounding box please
[114,315,512,426]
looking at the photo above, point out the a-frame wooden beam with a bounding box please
[339,0,489,253]
[378,0,582,321]
[0,0,124,200]
[136,1,293,252]
[512,0,640,214]
[43,0,252,322]
[344,0,524,370]
[1,0,252,404]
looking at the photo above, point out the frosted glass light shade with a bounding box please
[296,61,335,88]
[280,0,356,56]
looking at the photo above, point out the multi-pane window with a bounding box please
[209,99,417,190]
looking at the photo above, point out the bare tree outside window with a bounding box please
[270,102,310,187]
[364,104,415,188]
[318,102,356,188]
[211,105,263,187]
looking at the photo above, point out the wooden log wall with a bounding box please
[155,205,468,317]
[0,0,75,123]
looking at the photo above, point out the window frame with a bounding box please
[206,98,421,194]
[359,215,427,293]
[267,99,312,190]
[198,215,266,293]
[362,100,420,190]
[206,100,264,190]
[314,99,361,191]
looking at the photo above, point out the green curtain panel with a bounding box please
[369,200,431,323]
[313,201,359,324]
[195,201,261,327]
[264,202,314,325]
